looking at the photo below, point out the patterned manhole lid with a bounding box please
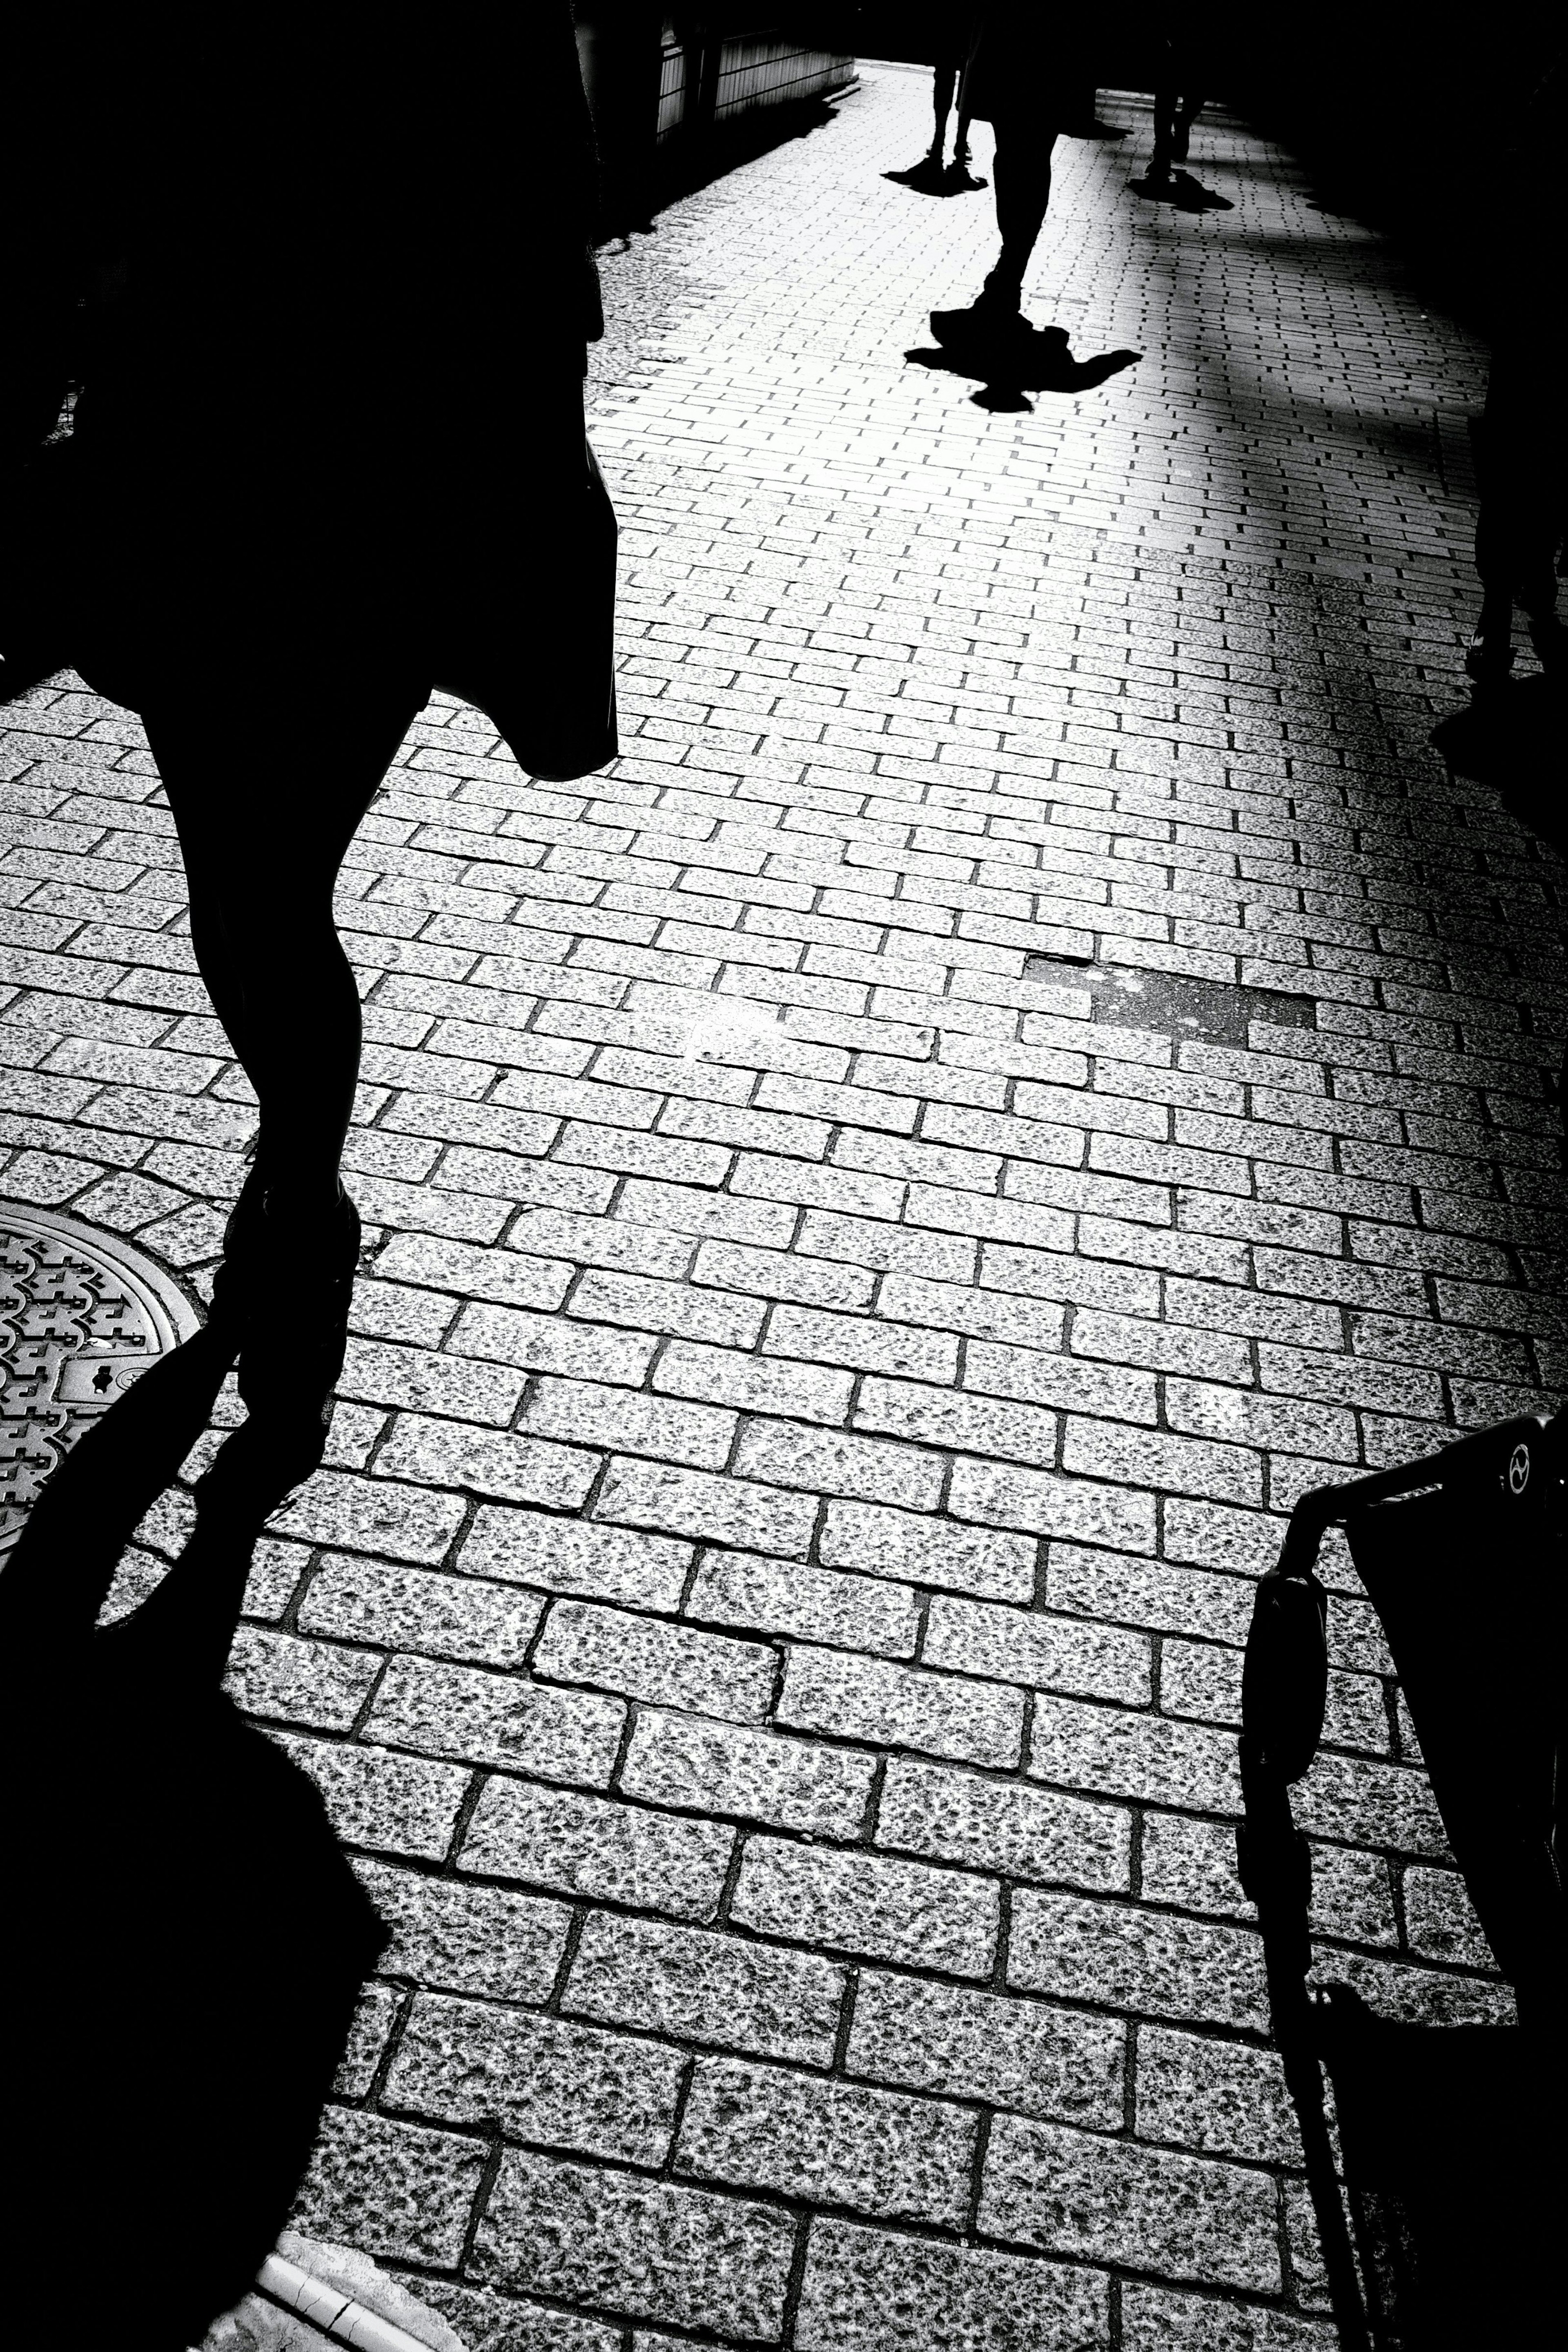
[0,1205,201,1552]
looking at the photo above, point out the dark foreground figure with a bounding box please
[0,1337,388,2352]
[1241,1418,1567,2349]
[2,2,617,1479]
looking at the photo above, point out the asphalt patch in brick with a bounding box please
[1025,957,1316,1045]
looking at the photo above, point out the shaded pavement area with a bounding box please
[4,61,1564,2352]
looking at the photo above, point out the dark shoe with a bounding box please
[1465,632,1515,695]
[1527,611,1568,676]
[236,1187,361,1432]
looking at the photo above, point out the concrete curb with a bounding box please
[254,2256,445,2352]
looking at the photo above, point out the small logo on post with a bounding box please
[1508,1444,1531,1496]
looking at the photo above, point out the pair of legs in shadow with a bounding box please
[149,666,423,1476]
[911,111,1141,408]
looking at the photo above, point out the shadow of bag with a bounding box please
[430,430,619,783]
[0,1330,389,2352]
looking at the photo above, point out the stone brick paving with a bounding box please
[3,61,1561,2352]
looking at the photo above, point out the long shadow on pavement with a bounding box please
[883,156,989,197]
[1129,168,1235,212]
[907,324,1141,413]
[1431,678,1568,852]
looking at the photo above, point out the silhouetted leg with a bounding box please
[1151,81,1176,178]
[144,684,423,1216]
[931,61,956,158]
[955,106,973,162]
[984,114,1057,307]
[1172,96,1201,164]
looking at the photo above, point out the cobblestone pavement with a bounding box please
[4,62,1560,2352]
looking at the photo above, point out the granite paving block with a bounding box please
[367,1655,624,1786]
[620,1706,875,1839]
[565,1911,845,2067]
[459,1775,734,1919]
[595,1455,819,1556]
[372,1414,600,1510]
[298,1555,544,1668]
[459,1505,691,1610]
[687,1545,920,1659]
[1136,2026,1300,2166]
[779,1643,1025,1769]
[475,2150,797,2339]
[820,1498,1037,1601]
[386,1991,686,2165]
[731,1835,999,1977]
[795,2218,1108,2352]
[355,1860,572,2001]
[678,2055,978,2226]
[876,1757,1129,1893]
[1121,2284,1336,2352]
[274,1733,470,1862]
[849,1971,1126,2130]
[266,1471,468,1565]
[533,1597,777,1721]
[224,1627,380,1732]
[921,1594,1152,1705]
[1028,1694,1241,1814]
[294,2107,487,2265]
[1009,1891,1270,2032]
[980,2113,1281,2293]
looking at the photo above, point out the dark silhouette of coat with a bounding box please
[4,2,617,776]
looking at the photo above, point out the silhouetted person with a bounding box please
[0,1330,388,2352]
[1148,30,1205,182]
[1465,49,1568,693]
[931,5,1100,341]
[929,11,977,169]
[3,4,616,1474]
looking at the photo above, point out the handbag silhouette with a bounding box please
[0,1326,388,2352]
[1239,1414,1567,2350]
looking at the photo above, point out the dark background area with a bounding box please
[850,8,1564,334]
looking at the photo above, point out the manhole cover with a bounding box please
[0,1205,201,1552]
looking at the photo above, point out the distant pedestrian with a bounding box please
[1464,50,1568,693]
[1148,30,1205,183]
[927,9,977,170]
[2,2,617,1469]
[931,4,1099,339]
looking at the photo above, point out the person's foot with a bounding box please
[236,1185,362,1432]
[1527,610,1568,675]
[953,140,970,163]
[1465,631,1515,693]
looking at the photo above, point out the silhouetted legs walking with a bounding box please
[983,114,1058,311]
[145,684,420,1216]
[1466,349,1568,690]
[1151,82,1202,180]
[143,676,423,1436]
[930,56,973,165]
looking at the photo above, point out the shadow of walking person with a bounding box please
[884,156,990,196]
[1129,166,1234,210]
[908,321,1141,411]
[0,1330,388,2352]
[1431,677,1568,847]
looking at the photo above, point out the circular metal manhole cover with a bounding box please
[0,1204,202,1552]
